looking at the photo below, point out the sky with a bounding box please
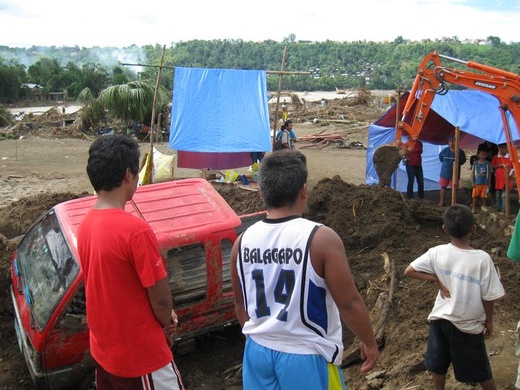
[0,0,519,48]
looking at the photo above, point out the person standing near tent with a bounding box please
[280,125,294,149]
[471,149,492,213]
[77,135,185,390]
[477,141,499,205]
[230,150,379,390]
[491,143,513,212]
[404,140,424,200]
[275,120,297,144]
[438,136,467,207]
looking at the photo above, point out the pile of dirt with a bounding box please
[214,178,520,389]
[0,178,519,389]
[0,192,82,238]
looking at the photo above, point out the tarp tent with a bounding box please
[366,90,520,192]
[169,67,271,170]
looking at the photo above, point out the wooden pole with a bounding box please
[451,127,461,205]
[272,46,288,150]
[392,89,402,191]
[505,165,511,217]
[150,45,167,148]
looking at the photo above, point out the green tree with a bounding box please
[27,57,62,92]
[0,60,25,103]
[98,80,169,124]
[76,87,106,131]
[488,36,502,46]
[81,62,111,97]
[112,66,129,85]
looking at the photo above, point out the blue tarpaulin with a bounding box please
[366,90,520,191]
[169,67,271,153]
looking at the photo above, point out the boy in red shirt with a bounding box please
[78,135,184,390]
[491,143,513,212]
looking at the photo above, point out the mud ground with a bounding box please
[1,93,519,389]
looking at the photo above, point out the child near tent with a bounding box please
[491,143,514,212]
[471,150,492,213]
[438,137,467,207]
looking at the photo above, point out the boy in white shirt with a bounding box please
[404,204,505,390]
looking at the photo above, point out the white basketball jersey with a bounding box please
[237,216,343,365]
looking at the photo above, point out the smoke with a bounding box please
[0,46,147,75]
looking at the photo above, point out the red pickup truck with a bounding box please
[10,178,264,390]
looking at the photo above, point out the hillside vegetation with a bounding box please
[1,38,520,104]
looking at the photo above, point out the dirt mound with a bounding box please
[214,185,264,215]
[0,180,519,389]
[0,192,83,238]
[213,177,520,389]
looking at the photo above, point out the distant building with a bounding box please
[21,83,67,101]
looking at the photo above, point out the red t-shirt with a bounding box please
[491,154,513,190]
[406,141,423,166]
[77,208,172,377]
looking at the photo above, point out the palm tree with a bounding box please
[98,80,170,125]
[76,87,106,131]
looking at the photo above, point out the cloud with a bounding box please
[0,0,518,48]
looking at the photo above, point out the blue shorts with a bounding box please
[425,319,493,384]
[243,337,345,390]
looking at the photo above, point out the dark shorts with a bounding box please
[425,319,493,384]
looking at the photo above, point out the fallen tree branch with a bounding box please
[341,252,396,368]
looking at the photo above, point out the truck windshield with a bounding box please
[16,209,79,331]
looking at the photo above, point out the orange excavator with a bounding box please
[373,50,520,195]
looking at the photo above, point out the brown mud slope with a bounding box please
[1,180,519,389]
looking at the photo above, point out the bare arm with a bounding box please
[230,237,250,327]
[404,265,451,298]
[311,226,378,374]
[147,277,173,327]
[482,300,495,338]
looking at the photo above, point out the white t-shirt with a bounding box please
[410,243,505,334]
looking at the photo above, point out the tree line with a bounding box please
[2,37,520,103]
[1,37,519,127]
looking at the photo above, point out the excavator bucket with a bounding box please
[373,145,407,187]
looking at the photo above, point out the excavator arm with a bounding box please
[374,50,520,195]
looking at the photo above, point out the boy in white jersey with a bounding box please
[230,149,378,390]
[405,204,505,390]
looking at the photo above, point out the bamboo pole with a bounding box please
[150,45,167,147]
[392,89,402,191]
[271,46,288,150]
[505,165,511,217]
[451,127,461,205]
[143,45,167,185]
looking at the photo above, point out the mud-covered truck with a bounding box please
[10,178,264,390]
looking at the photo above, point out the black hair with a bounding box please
[258,149,307,209]
[284,120,292,127]
[443,204,474,239]
[86,135,140,192]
